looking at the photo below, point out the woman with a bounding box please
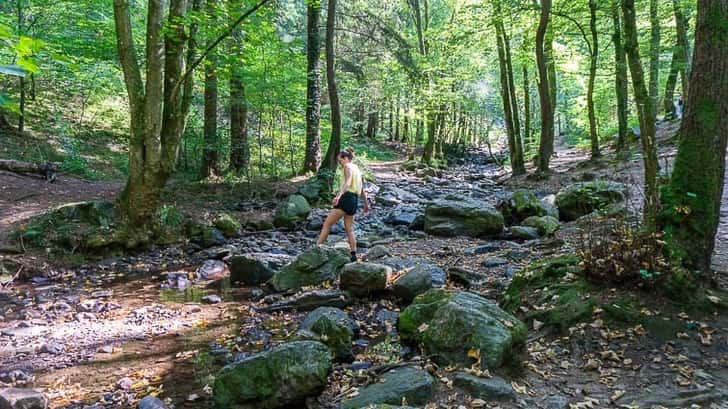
[317,147,369,262]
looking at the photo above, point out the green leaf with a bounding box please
[0,64,27,77]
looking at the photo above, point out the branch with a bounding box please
[112,0,144,110]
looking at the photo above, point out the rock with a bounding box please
[340,366,435,409]
[408,214,426,231]
[273,195,311,228]
[213,213,242,237]
[447,267,479,287]
[483,257,508,268]
[452,372,515,401]
[228,253,293,286]
[202,227,227,247]
[299,307,358,361]
[380,257,446,286]
[510,226,540,240]
[377,186,420,207]
[138,395,169,409]
[399,290,526,369]
[40,342,63,355]
[555,181,626,221]
[213,341,331,409]
[202,295,222,304]
[385,207,420,226]
[197,259,228,280]
[392,267,432,301]
[543,394,570,409]
[261,289,352,313]
[365,245,391,260]
[297,176,329,203]
[522,215,561,236]
[117,377,134,390]
[339,263,390,297]
[464,243,500,255]
[424,199,504,238]
[0,388,48,409]
[498,189,550,224]
[245,218,274,231]
[269,246,350,292]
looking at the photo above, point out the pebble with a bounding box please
[40,342,64,355]
[117,377,133,391]
[202,294,222,304]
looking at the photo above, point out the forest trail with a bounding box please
[1,143,727,408]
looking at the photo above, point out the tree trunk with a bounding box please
[201,0,219,178]
[663,50,679,118]
[422,110,436,164]
[673,0,691,101]
[303,0,322,173]
[394,101,401,141]
[18,77,25,133]
[613,1,629,152]
[229,0,249,172]
[503,25,525,174]
[648,0,660,113]
[523,65,531,151]
[587,0,600,158]
[661,0,728,272]
[366,111,378,139]
[536,0,554,173]
[403,109,410,143]
[320,0,341,172]
[545,25,557,117]
[622,0,660,226]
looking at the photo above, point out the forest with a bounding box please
[0,0,727,408]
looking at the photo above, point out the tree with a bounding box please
[612,0,628,152]
[622,0,659,226]
[201,0,219,178]
[303,0,322,173]
[536,0,554,174]
[661,0,728,272]
[587,0,599,158]
[229,0,249,172]
[320,0,341,172]
[648,0,660,113]
[673,0,691,101]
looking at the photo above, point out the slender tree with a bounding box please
[587,0,600,158]
[303,0,322,173]
[613,0,628,152]
[622,0,659,226]
[320,0,341,172]
[201,0,219,178]
[648,0,660,113]
[673,0,691,101]
[536,0,554,173]
[661,0,728,272]
[523,65,531,152]
[229,0,249,172]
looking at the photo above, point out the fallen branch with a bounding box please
[0,159,57,182]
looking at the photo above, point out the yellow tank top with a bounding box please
[342,163,363,195]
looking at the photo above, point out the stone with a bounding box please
[425,199,504,238]
[392,268,432,301]
[522,215,561,236]
[228,253,293,286]
[339,263,391,297]
[197,259,228,280]
[452,372,515,401]
[399,290,526,369]
[380,257,446,286]
[261,289,352,313]
[340,366,435,409]
[202,295,222,304]
[269,246,350,292]
[555,181,626,221]
[385,207,420,226]
[377,186,420,207]
[137,395,169,409]
[483,257,508,268]
[40,342,63,355]
[498,189,550,224]
[213,341,331,409]
[464,243,500,255]
[213,214,242,237]
[510,226,540,240]
[273,195,311,228]
[202,227,226,247]
[0,388,47,409]
[365,245,391,260]
[299,307,358,361]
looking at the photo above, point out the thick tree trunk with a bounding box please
[622,0,660,226]
[545,26,557,117]
[587,0,600,158]
[366,111,378,139]
[536,0,554,173]
[648,0,660,113]
[320,0,341,172]
[303,0,322,173]
[661,0,728,272]
[201,0,219,179]
[613,1,629,152]
[230,0,249,172]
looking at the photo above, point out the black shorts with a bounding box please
[335,192,359,215]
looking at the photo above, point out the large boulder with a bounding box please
[213,341,331,409]
[228,253,293,286]
[453,372,515,401]
[385,206,422,227]
[510,226,540,240]
[498,189,550,224]
[0,388,48,409]
[273,195,311,228]
[339,263,391,297]
[299,307,358,361]
[425,199,504,238]
[269,246,350,292]
[399,289,526,369]
[380,257,446,286]
[555,181,626,221]
[522,215,560,236]
[340,366,436,409]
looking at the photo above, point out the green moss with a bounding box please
[398,289,455,342]
[213,213,242,237]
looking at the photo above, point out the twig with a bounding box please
[1,265,23,287]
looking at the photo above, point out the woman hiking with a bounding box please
[316,147,369,262]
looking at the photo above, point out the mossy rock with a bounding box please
[424,199,504,238]
[399,289,526,369]
[340,366,435,409]
[522,215,561,236]
[213,213,242,237]
[499,189,550,224]
[298,307,358,362]
[269,246,350,292]
[555,181,626,221]
[274,194,311,228]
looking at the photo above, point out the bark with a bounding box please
[16,0,25,133]
[0,159,56,181]
[648,0,660,113]
[613,1,629,152]
[366,111,378,139]
[622,0,660,226]
[394,101,401,141]
[663,49,679,118]
[661,0,728,272]
[503,25,525,174]
[673,0,691,101]
[230,0,249,172]
[201,0,219,178]
[587,0,600,158]
[523,65,531,151]
[423,110,436,164]
[320,0,341,172]
[545,25,557,115]
[303,0,322,173]
[536,0,554,173]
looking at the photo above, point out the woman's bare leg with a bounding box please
[317,209,346,245]
[344,215,357,253]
